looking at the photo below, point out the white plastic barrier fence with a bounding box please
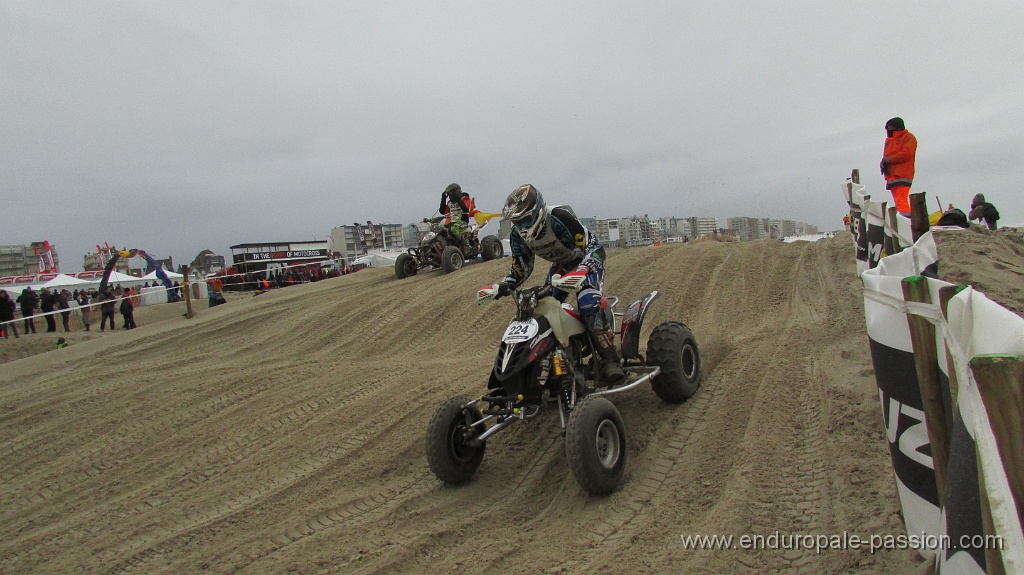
[848,179,1023,574]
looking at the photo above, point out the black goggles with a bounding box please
[513,211,537,229]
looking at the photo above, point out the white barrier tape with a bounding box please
[4,284,183,326]
[862,289,946,324]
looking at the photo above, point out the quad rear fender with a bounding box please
[619,290,659,359]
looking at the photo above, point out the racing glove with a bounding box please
[477,282,513,303]
[550,265,589,293]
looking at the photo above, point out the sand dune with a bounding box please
[4,228,1020,574]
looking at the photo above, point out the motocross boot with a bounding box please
[590,329,626,386]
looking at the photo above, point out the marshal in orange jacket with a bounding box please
[881,129,917,190]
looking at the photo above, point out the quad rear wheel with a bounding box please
[426,397,485,485]
[647,321,701,403]
[565,396,626,495]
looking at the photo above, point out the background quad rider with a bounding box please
[482,183,625,384]
[438,183,478,252]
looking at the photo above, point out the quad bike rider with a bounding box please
[482,183,625,385]
[439,183,477,253]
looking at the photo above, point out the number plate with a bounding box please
[502,319,539,343]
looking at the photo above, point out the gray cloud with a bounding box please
[3,1,1023,269]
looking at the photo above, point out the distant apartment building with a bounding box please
[0,241,60,276]
[586,218,617,245]
[189,251,225,276]
[659,218,686,239]
[577,215,657,247]
[686,217,720,239]
[619,215,656,247]
[794,221,819,236]
[579,217,598,235]
[0,245,32,277]
[330,222,407,262]
[778,219,798,238]
[727,217,818,241]
[727,217,768,241]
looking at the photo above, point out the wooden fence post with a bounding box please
[969,354,1024,550]
[938,285,968,417]
[888,206,903,254]
[902,275,951,504]
[883,203,896,258]
[182,265,195,319]
[910,192,930,242]
[977,461,1006,575]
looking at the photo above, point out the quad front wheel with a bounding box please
[395,253,418,279]
[426,397,485,485]
[565,396,627,495]
[647,321,701,403]
[440,246,465,273]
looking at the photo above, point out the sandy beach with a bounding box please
[2,227,1022,575]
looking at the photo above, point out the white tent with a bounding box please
[104,271,146,287]
[41,273,92,288]
[141,269,184,281]
[352,251,401,268]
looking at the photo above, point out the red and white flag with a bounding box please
[44,241,55,272]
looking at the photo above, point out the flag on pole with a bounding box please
[44,241,54,272]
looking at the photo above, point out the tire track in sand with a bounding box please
[103,374,444,575]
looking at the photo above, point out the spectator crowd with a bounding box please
[1,284,146,339]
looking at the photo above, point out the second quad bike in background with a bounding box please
[395,215,503,279]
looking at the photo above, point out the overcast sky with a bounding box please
[3,1,1022,271]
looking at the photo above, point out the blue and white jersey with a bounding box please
[502,206,606,289]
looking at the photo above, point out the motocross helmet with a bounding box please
[503,184,547,242]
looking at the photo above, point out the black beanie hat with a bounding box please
[885,117,905,131]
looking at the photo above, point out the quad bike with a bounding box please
[425,280,701,495]
[395,216,503,279]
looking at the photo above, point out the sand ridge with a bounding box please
[4,228,1019,574]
